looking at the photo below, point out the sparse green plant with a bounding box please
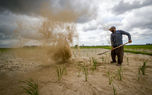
[107,71,113,85]
[56,65,66,81]
[117,66,123,81]
[21,79,39,95]
[127,57,129,65]
[138,62,147,80]
[140,62,146,75]
[92,57,97,71]
[101,57,104,62]
[77,64,82,77]
[112,85,117,95]
[89,57,92,64]
[82,65,88,81]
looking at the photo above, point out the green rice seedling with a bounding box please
[140,62,146,75]
[112,85,117,95]
[127,57,129,65]
[138,62,147,80]
[92,57,97,71]
[107,71,113,85]
[101,57,104,62]
[82,65,88,82]
[77,63,82,77]
[117,66,123,81]
[77,69,81,77]
[21,79,39,95]
[89,57,92,64]
[56,65,66,81]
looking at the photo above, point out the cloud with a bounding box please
[120,6,152,30]
[129,28,152,44]
[0,0,152,47]
[0,0,98,47]
[0,12,17,40]
[0,0,49,15]
[82,20,98,32]
[0,11,43,47]
[0,0,97,23]
[112,0,152,14]
[76,0,152,45]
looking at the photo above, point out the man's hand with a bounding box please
[128,40,132,43]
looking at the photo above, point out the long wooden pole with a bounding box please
[97,42,129,55]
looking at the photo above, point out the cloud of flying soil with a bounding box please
[38,5,80,63]
[14,2,83,63]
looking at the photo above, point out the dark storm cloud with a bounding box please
[0,25,15,40]
[0,0,96,23]
[0,12,17,41]
[0,0,49,15]
[0,0,97,47]
[112,0,152,14]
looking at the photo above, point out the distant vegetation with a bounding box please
[0,45,152,55]
[76,45,152,56]
[78,45,152,50]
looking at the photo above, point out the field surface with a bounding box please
[0,47,152,95]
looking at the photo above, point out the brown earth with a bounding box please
[0,48,152,95]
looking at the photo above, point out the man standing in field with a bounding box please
[109,26,132,66]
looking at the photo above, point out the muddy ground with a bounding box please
[0,48,152,95]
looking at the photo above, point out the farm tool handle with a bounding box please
[97,42,129,55]
[112,42,129,50]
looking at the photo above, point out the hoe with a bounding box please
[97,42,129,55]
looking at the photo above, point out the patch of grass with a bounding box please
[117,67,123,81]
[76,45,152,56]
[78,46,111,49]
[82,65,88,82]
[78,45,152,50]
[77,63,82,77]
[124,50,152,56]
[138,62,147,80]
[124,45,152,50]
[140,62,146,75]
[107,71,113,85]
[112,85,117,95]
[56,65,66,81]
[92,57,97,71]
[101,57,104,62]
[127,57,129,65]
[21,79,39,95]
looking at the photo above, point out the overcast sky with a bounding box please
[0,0,152,47]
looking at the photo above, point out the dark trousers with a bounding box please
[111,46,124,64]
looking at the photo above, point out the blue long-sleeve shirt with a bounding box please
[110,30,131,47]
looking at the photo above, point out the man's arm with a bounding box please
[120,30,132,43]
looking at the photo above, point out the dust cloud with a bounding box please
[13,4,81,63]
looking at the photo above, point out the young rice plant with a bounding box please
[21,79,39,95]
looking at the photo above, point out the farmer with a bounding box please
[109,26,132,66]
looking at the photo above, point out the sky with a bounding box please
[0,0,152,47]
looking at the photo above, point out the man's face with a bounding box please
[109,28,116,33]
